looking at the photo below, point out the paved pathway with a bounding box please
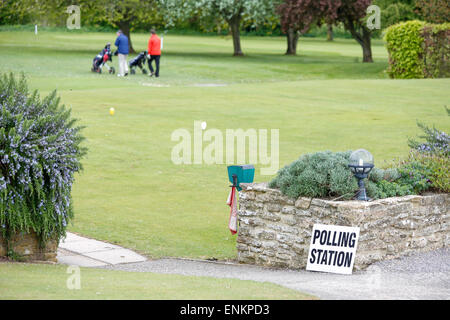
[57,232,450,300]
[57,232,146,267]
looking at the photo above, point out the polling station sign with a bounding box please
[306,224,360,275]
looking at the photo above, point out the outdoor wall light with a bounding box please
[348,149,374,201]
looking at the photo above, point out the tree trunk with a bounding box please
[346,20,373,63]
[361,27,373,63]
[117,21,135,54]
[228,15,243,56]
[285,28,299,55]
[327,24,333,41]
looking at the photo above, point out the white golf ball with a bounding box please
[201,121,207,130]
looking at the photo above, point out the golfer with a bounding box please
[115,30,129,77]
[147,29,161,77]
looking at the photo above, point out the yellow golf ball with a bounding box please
[109,107,115,116]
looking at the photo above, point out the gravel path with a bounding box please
[99,248,450,300]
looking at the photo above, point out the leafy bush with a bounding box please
[366,179,412,200]
[421,23,450,78]
[384,20,426,79]
[384,20,450,79]
[396,158,434,194]
[0,73,86,246]
[367,165,414,199]
[367,161,428,199]
[269,151,358,199]
[404,152,449,193]
[408,121,450,156]
[368,167,401,183]
[367,152,449,200]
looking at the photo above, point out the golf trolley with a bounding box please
[91,43,116,75]
[129,51,149,75]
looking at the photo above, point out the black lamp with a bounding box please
[348,149,374,201]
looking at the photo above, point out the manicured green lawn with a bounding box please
[0,262,314,300]
[0,31,449,261]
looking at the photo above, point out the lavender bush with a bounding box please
[408,109,450,156]
[0,73,86,247]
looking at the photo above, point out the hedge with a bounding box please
[384,20,450,79]
[422,23,450,78]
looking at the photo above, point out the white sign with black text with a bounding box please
[306,224,360,275]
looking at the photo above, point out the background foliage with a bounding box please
[415,0,450,24]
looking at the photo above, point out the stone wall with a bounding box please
[0,230,58,262]
[237,183,449,270]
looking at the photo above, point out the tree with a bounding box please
[327,23,334,41]
[415,0,450,24]
[0,0,33,25]
[0,0,160,53]
[161,0,276,56]
[332,0,374,62]
[0,0,73,26]
[372,0,417,29]
[85,0,158,53]
[277,0,329,55]
[278,0,376,62]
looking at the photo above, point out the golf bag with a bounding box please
[129,51,148,74]
[91,43,115,74]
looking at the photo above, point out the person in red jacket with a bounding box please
[147,29,161,77]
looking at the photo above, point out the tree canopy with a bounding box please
[161,0,278,56]
[278,0,376,62]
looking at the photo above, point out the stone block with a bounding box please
[257,230,276,241]
[281,206,296,215]
[265,203,282,212]
[261,211,281,222]
[0,230,58,262]
[295,197,312,210]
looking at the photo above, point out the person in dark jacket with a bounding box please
[114,30,129,76]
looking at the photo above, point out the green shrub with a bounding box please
[396,159,433,194]
[269,151,358,199]
[367,166,414,199]
[0,73,86,246]
[404,151,450,193]
[367,150,449,199]
[384,20,450,79]
[421,23,450,78]
[384,20,426,79]
[366,179,412,200]
[368,167,401,183]
[408,121,449,156]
